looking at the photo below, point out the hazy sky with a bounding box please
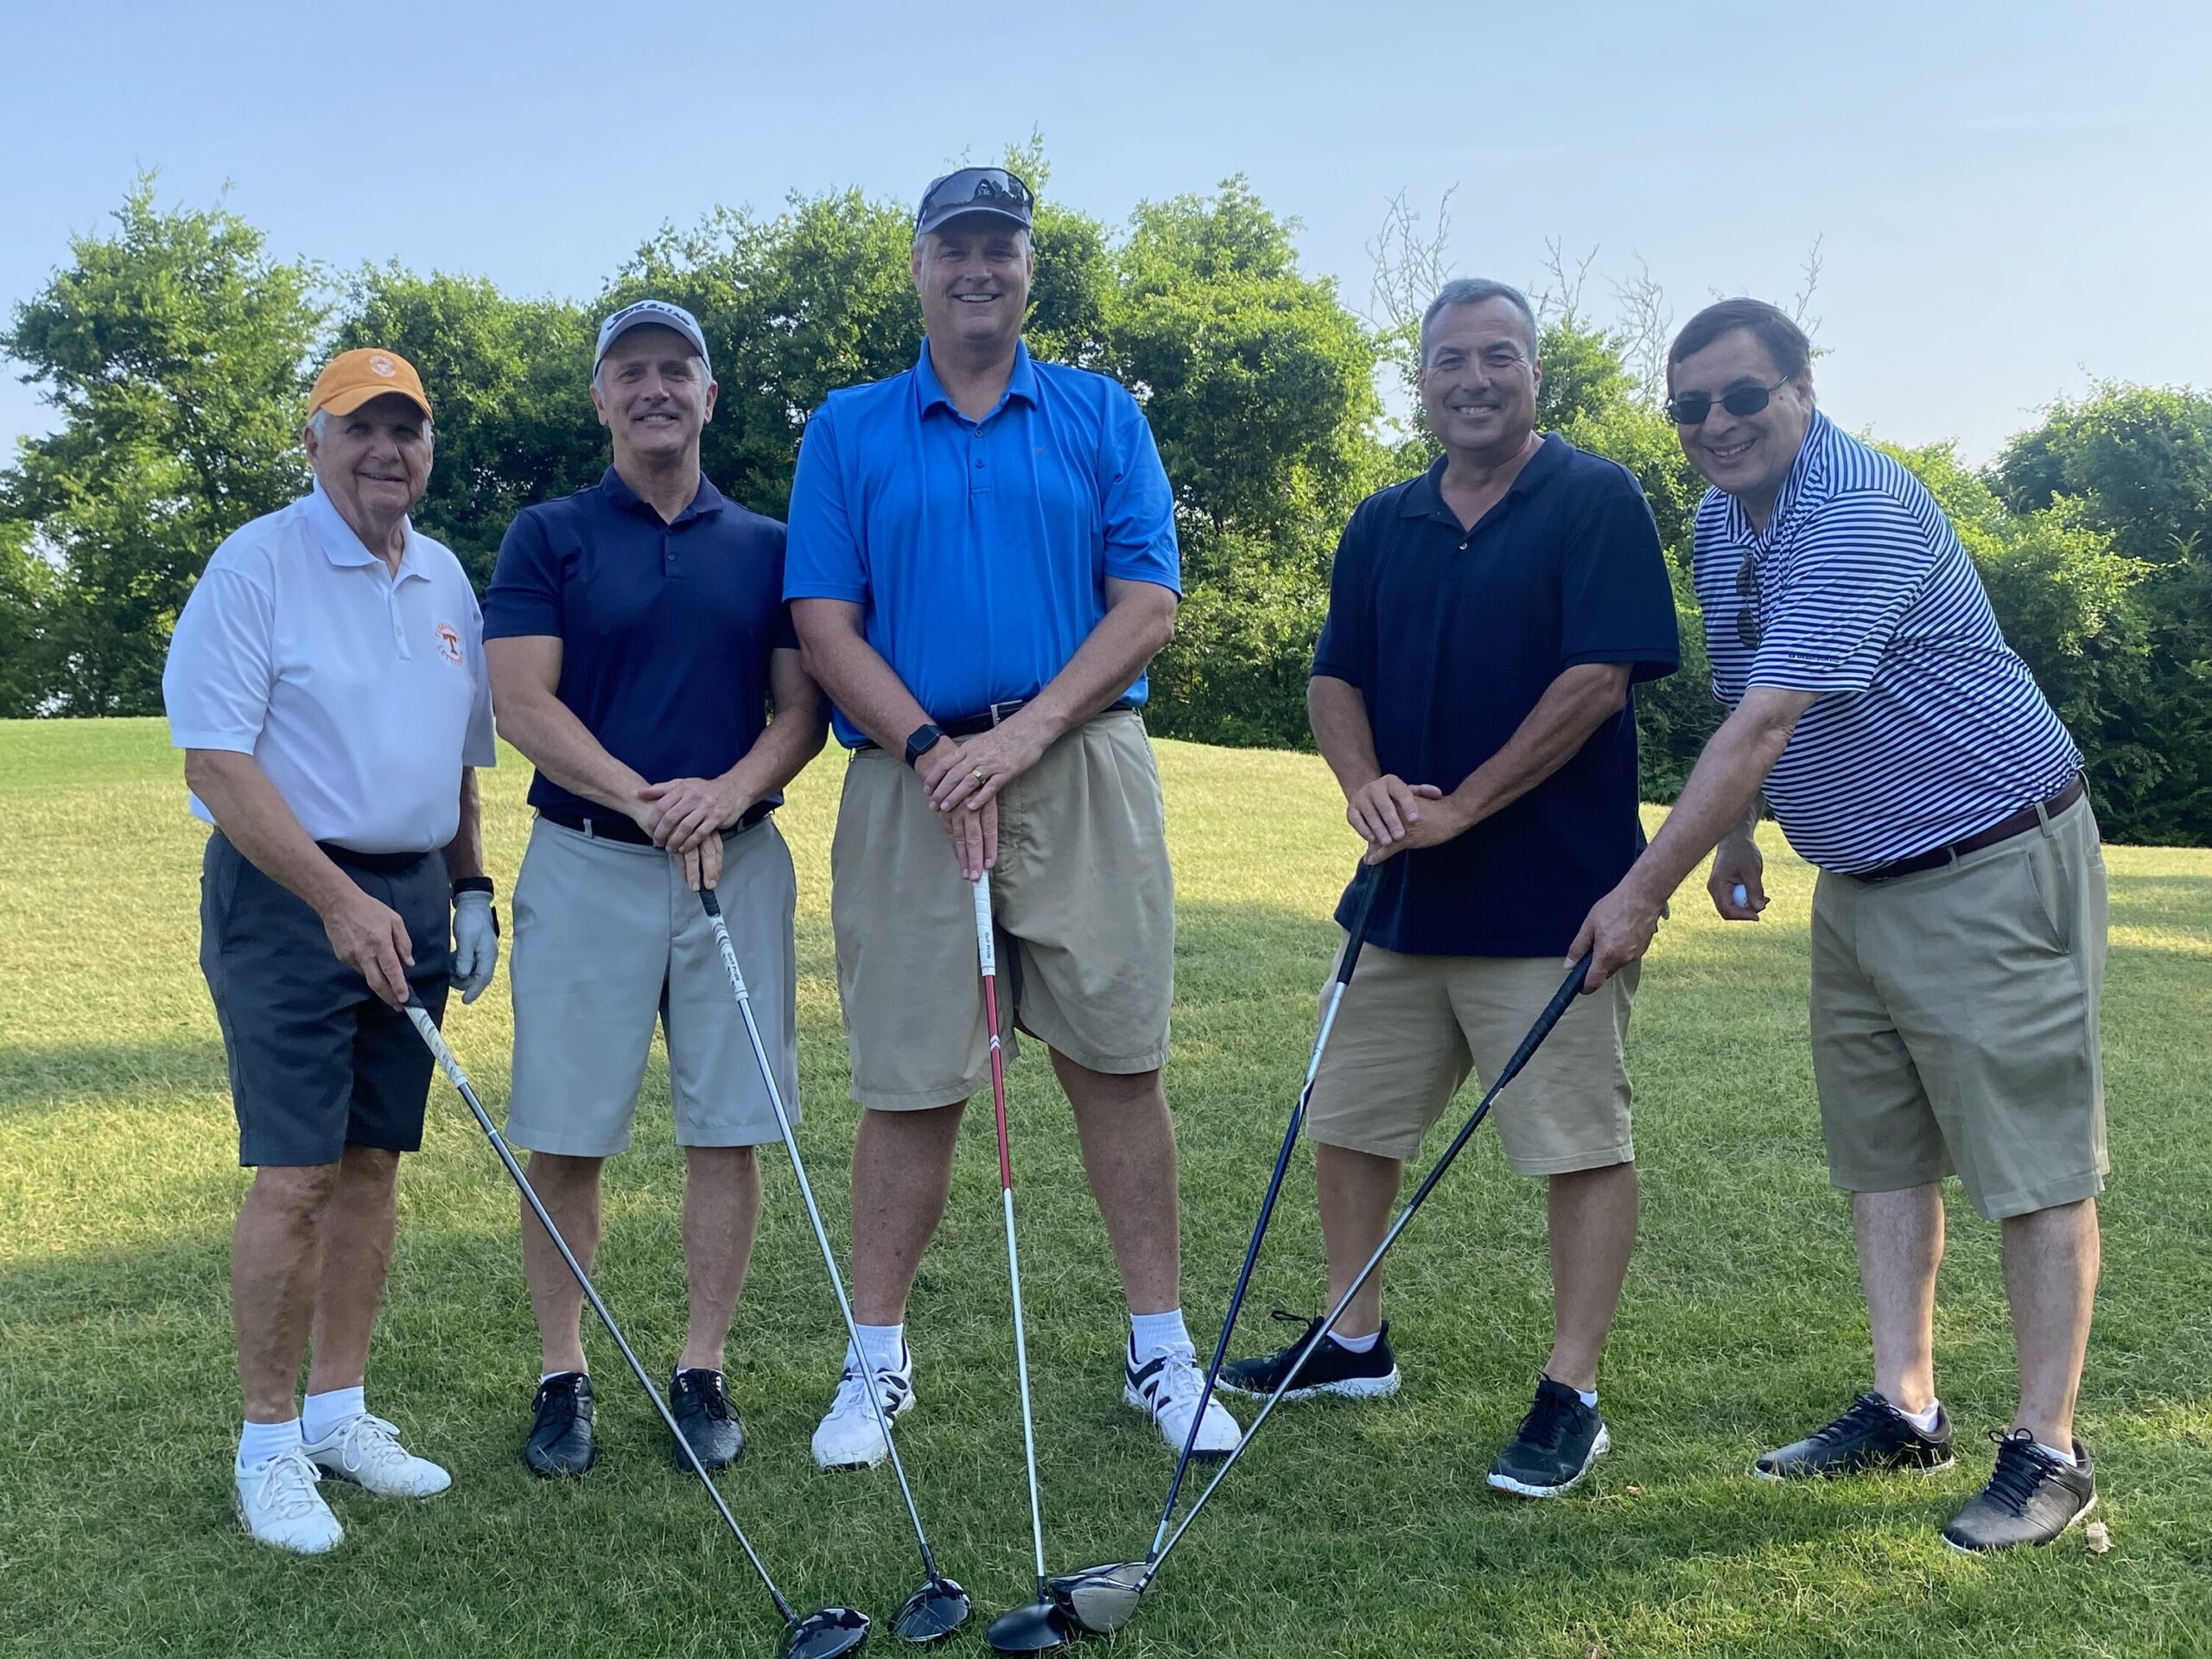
[3,0,2206,465]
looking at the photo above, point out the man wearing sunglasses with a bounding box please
[1571,298,2105,1553]
[785,167,1242,1470]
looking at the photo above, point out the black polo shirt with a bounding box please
[1312,435,1679,957]
[484,468,797,817]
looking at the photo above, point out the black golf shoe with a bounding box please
[1487,1375,1610,1497]
[1755,1391,1955,1480]
[1217,1310,1400,1402]
[1942,1430,2097,1552]
[525,1371,595,1478]
[669,1367,745,1472]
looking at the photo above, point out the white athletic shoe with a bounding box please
[811,1347,915,1471]
[303,1413,453,1499]
[234,1446,344,1554]
[1125,1341,1243,1459]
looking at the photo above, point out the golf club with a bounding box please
[698,884,970,1643]
[403,1001,870,1659]
[1045,861,1388,1629]
[970,877,1075,1656]
[1047,953,1592,1637]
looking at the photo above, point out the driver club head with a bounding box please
[892,1573,972,1643]
[983,1596,1074,1653]
[780,1605,872,1659]
[1046,1560,1148,1636]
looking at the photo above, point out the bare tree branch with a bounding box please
[1613,254,1674,404]
[1532,237,1599,324]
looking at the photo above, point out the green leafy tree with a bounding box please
[0,517,57,716]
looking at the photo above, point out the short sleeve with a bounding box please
[482,509,564,640]
[783,408,869,603]
[1310,512,1376,690]
[162,564,275,753]
[461,587,498,768]
[1751,493,1935,695]
[1099,393,1181,594]
[763,523,800,650]
[1559,481,1680,683]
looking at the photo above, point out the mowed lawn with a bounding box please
[3,718,2209,1659]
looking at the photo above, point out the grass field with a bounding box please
[3,718,2209,1659]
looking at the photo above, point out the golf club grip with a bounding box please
[1491,957,1590,1093]
[700,885,724,919]
[971,876,995,976]
[1332,861,1386,985]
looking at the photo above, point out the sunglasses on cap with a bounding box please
[1663,374,1793,427]
[915,167,1035,232]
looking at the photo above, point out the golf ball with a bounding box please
[1732,883,1749,907]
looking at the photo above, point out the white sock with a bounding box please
[302,1386,365,1444]
[1129,1308,1192,1360]
[1895,1397,1942,1436]
[1331,1328,1381,1355]
[2032,1439,2078,1466]
[540,1370,586,1385]
[849,1322,906,1375]
[1577,1385,1599,1409]
[238,1417,302,1470]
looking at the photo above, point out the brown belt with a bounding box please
[1853,774,2086,882]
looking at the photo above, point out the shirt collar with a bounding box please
[599,465,725,526]
[304,481,427,581]
[1397,431,1569,521]
[1726,410,1834,546]
[914,338,1039,419]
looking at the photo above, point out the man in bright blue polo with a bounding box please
[484,300,827,1480]
[1220,280,1678,1500]
[785,166,1242,1470]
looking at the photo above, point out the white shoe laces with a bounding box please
[1146,1348,1211,1414]
[833,1364,904,1420]
[249,1446,325,1519]
[323,1414,412,1478]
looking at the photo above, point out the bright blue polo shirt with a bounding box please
[483,468,797,817]
[784,340,1180,747]
[1313,437,1680,958]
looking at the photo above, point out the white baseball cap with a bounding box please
[594,299,711,377]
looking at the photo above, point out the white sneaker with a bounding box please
[811,1347,915,1471]
[303,1413,453,1498]
[1125,1341,1243,1459]
[234,1446,343,1554]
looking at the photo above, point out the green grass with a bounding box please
[3,717,2209,1659]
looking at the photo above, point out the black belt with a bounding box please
[317,842,434,875]
[1852,774,2086,883]
[537,801,775,845]
[853,696,1140,752]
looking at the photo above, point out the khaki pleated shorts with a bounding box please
[1811,792,2108,1221]
[830,710,1174,1110]
[1304,947,1637,1171]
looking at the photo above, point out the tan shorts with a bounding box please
[830,710,1174,1110]
[1304,947,1637,1171]
[1811,793,2108,1221]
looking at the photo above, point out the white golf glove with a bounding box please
[450,889,499,1004]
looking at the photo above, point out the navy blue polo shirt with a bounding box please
[484,468,798,816]
[1313,435,1679,957]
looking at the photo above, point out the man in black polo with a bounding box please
[484,300,827,1477]
[1221,279,1679,1498]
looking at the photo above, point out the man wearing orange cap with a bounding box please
[163,348,498,1554]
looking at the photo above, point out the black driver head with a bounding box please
[893,1573,971,1643]
[1046,1560,1148,1636]
[781,1605,871,1659]
[983,1597,1074,1653]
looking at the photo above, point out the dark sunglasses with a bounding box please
[1664,374,1792,427]
[917,167,1034,226]
[1734,552,1761,650]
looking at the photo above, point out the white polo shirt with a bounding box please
[163,485,497,854]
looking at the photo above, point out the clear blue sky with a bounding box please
[3,0,2206,463]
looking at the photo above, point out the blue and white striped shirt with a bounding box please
[1695,411,2081,874]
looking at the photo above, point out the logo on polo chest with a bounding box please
[434,621,463,665]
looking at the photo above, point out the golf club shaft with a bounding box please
[698,888,945,1578]
[1146,955,1592,1583]
[975,877,1051,1590]
[1148,861,1388,1553]
[404,1003,801,1628]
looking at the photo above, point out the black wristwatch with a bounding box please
[904,722,943,769]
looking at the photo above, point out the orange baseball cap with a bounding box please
[308,348,434,423]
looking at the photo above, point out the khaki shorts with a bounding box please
[505,816,799,1156]
[1304,947,1637,1171]
[831,710,1174,1110]
[1811,793,2107,1221]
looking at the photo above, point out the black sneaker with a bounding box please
[1487,1375,1610,1497]
[670,1368,745,1473]
[1217,1310,1400,1402]
[1755,1392,1955,1480]
[525,1371,595,1478]
[1942,1430,2097,1552]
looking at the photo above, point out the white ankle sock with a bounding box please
[1129,1308,1192,1360]
[302,1386,365,1443]
[849,1322,906,1374]
[2032,1438,2078,1466]
[540,1370,585,1385]
[238,1416,302,1470]
[1895,1397,1942,1436]
[1331,1327,1381,1355]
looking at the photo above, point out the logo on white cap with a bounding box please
[369,354,397,378]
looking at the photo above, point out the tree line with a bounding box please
[5,166,2207,845]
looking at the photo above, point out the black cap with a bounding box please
[914,167,1035,238]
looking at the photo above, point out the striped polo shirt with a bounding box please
[1695,411,2080,874]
